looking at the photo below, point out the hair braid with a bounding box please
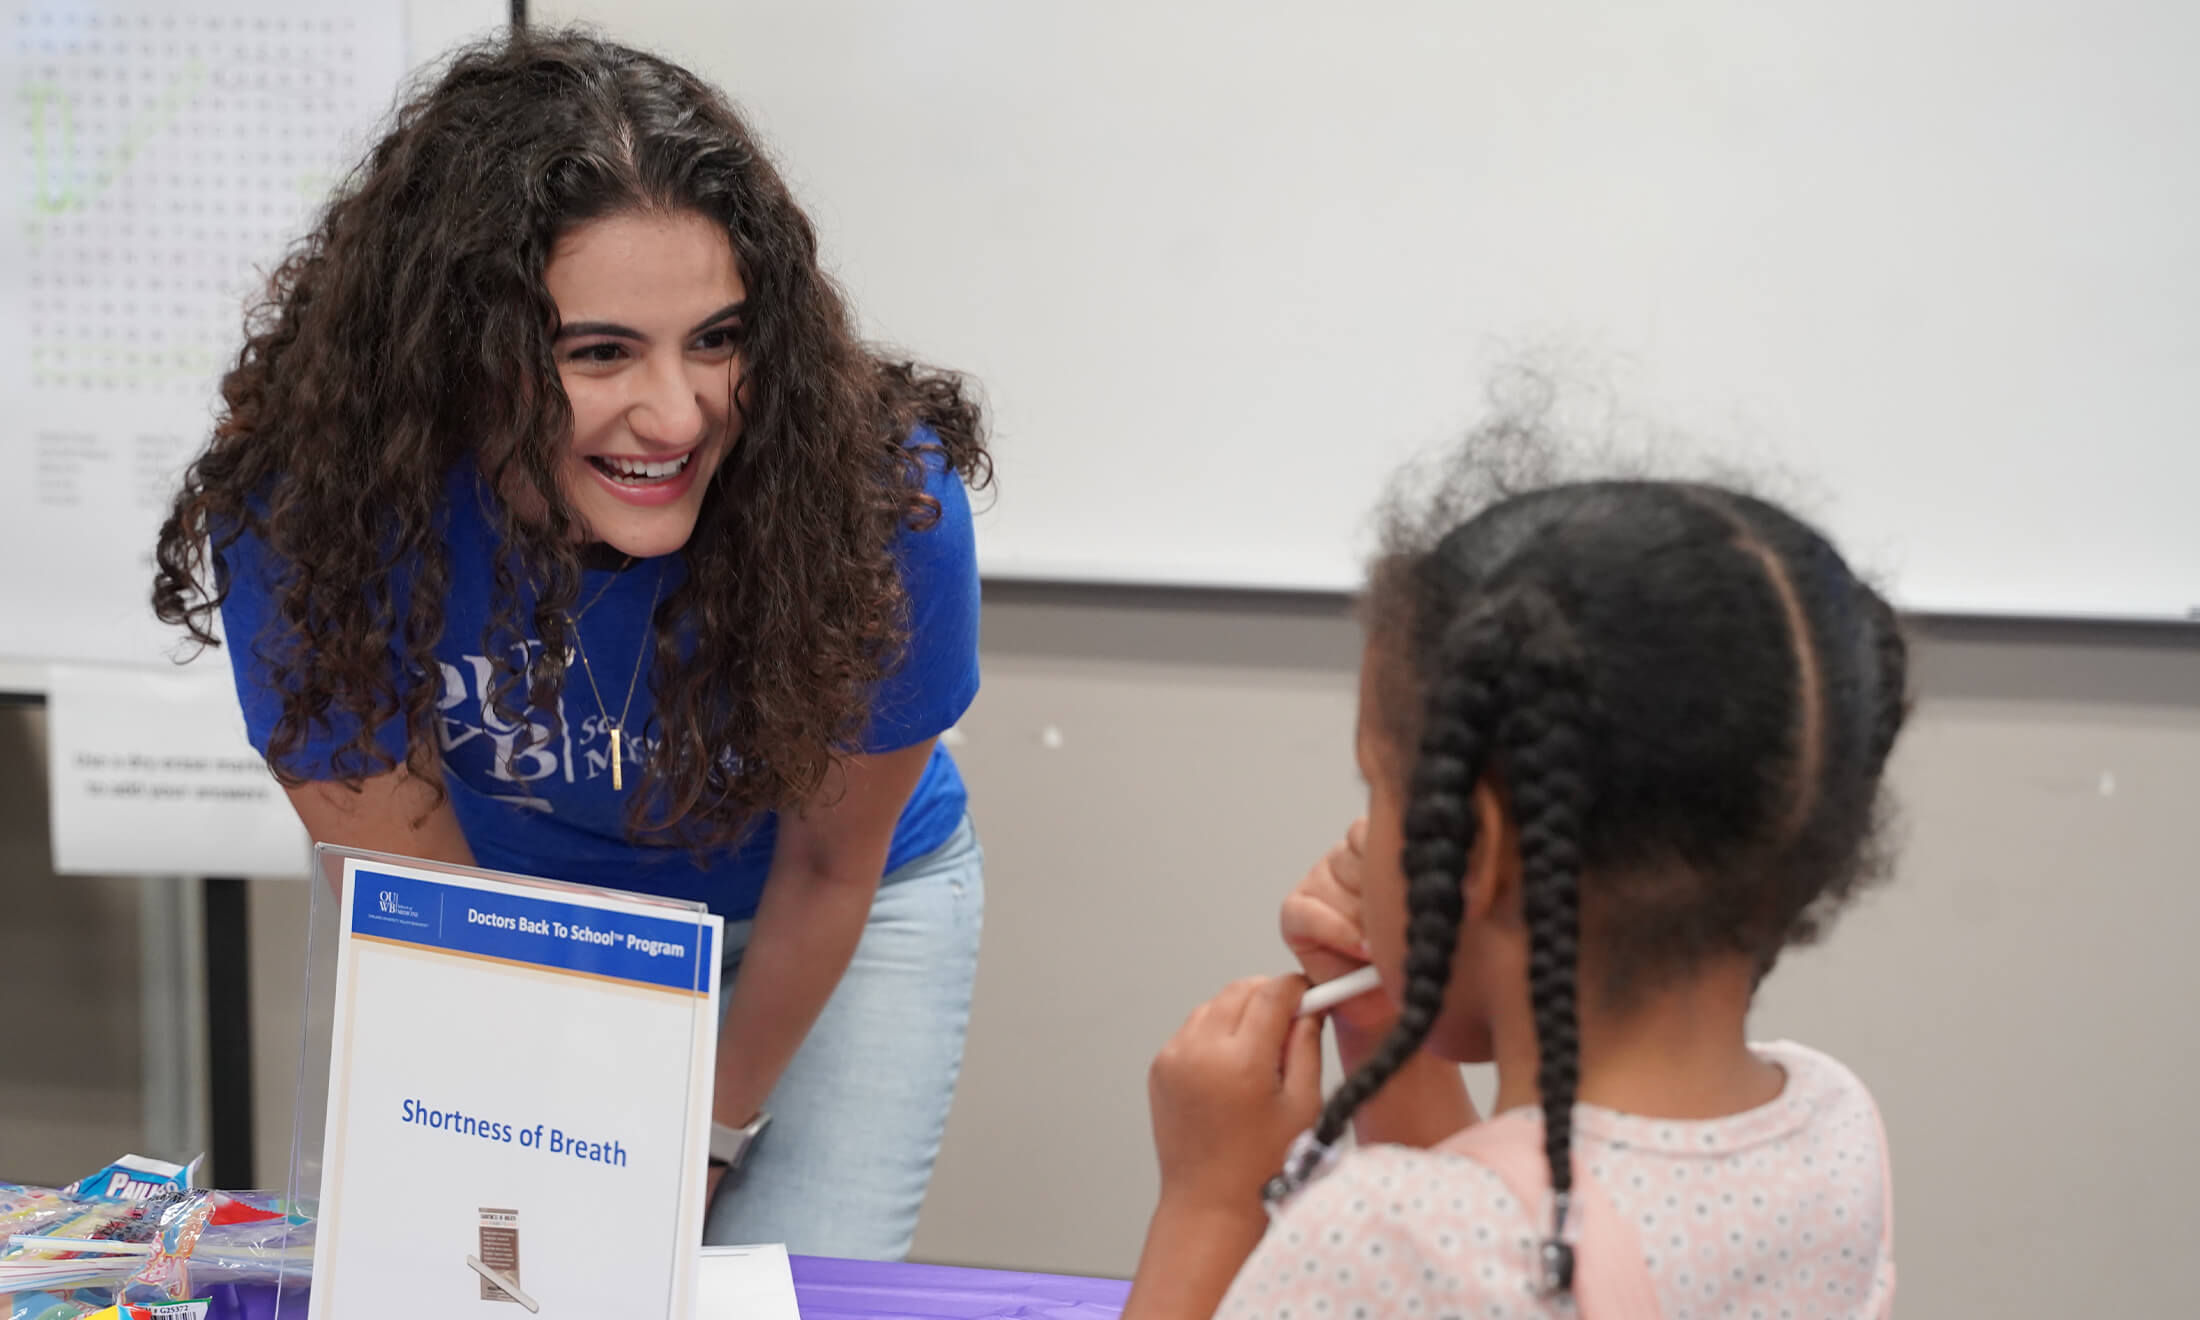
[1496,602,1594,1294]
[1267,603,1514,1207]
[1314,621,1504,1144]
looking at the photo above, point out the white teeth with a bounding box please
[598,453,691,481]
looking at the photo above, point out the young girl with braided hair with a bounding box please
[1125,464,1907,1318]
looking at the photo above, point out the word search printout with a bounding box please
[0,2,404,665]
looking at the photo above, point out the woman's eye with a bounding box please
[694,326,741,354]
[567,343,625,364]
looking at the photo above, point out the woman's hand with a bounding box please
[1278,819,1393,1037]
[1148,976,1324,1212]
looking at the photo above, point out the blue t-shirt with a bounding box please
[217,443,979,920]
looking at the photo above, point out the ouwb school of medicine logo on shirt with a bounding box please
[432,641,655,808]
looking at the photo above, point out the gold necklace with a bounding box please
[571,554,631,620]
[566,560,665,792]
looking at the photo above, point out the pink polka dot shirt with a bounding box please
[1222,1041,1894,1319]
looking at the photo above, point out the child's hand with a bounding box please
[1147,976,1324,1213]
[1279,818,1394,1036]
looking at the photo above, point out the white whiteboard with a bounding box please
[541,0,2200,620]
[0,0,504,690]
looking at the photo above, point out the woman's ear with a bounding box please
[1461,778,1520,926]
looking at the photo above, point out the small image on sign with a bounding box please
[358,880,433,934]
[471,1207,536,1311]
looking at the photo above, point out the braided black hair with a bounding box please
[1497,606,1594,1291]
[1288,467,1911,1296]
[1302,610,1509,1153]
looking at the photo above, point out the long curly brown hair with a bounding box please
[152,29,990,848]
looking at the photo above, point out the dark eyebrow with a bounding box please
[553,320,641,342]
[688,300,746,335]
[552,301,746,343]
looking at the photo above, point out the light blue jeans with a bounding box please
[701,815,984,1259]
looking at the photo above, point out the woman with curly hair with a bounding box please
[152,29,990,1259]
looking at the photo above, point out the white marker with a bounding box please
[1298,964,1384,1017]
[467,1255,541,1314]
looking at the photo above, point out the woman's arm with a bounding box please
[285,762,476,890]
[708,738,938,1135]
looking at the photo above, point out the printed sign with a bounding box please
[309,854,721,1319]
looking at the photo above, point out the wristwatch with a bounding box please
[708,1111,771,1174]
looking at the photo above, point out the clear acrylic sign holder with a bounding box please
[272,843,719,1318]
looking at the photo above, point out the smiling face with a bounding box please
[543,207,747,559]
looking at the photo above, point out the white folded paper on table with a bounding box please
[698,1244,800,1320]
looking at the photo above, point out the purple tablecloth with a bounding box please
[789,1254,1130,1319]
[202,1255,1130,1319]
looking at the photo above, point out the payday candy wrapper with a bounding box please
[63,1158,202,1205]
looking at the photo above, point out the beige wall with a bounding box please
[5,593,2196,1317]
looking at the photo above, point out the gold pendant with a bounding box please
[610,726,624,791]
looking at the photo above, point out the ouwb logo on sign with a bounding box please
[365,882,429,930]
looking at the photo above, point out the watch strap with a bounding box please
[709,1111,770,1171]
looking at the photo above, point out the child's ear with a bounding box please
[1462,778,1521,925]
